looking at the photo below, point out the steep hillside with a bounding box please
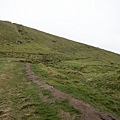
[0,20,120,63]
[0,20,120,119]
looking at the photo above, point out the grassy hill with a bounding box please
[0,20,120,62]
[0,20,120,119]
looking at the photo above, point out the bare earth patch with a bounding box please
[25,63,118,120]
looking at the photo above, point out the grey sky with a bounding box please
[0,0,120,54]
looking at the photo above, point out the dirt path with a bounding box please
[25,63,118,120]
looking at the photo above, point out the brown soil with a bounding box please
[25,63,118,120]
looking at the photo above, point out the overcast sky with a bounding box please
[0,0,120,54]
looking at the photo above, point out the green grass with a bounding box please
[31,60,120,117]
[39,87,81,119]
[0,20,120,64]
[55,99,81,119]
[0,58,61,120]
[41,89,53,98]
[0,20,120,119]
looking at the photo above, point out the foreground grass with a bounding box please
[0,58,61,120]
[31,59,120,118]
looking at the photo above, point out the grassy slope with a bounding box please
[0,20,120,63]
[0,58,81,119]
[0,20,120,118]
[0,58,61,120]
[31,59,120,117]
